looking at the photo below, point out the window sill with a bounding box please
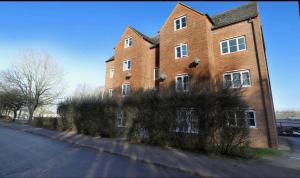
[221,49,247,55]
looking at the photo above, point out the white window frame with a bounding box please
[154,67,160,80]
[175,107,199,134]
[223,70,251,88]
[116,110,126,128]
[124,37,133,48]
[108,89,113,97]
[220,36,247,55]
[121,83,131,96]
[109,68,115,79]
[175,74,190,92]
[227,109,256,128]
[245,109,256,128]
[123,59,131,71]
[175,43,188,59]
[174,16,187,31]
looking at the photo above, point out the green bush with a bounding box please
[57,85,250,157]
[57,97,118,137]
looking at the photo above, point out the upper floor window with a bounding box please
[124,37,132,48]
[175,43,188,59]
[224,70,251,88]
[108,89,113,97]
[176,74,189,92]
[174,16,187,31]
[123,60,131,71]
[122,83,131,96]
[220,36,246,55]
[110,68,115,78]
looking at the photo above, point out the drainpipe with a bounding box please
[248,18,272,148]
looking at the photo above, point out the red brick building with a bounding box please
[104,2,278,148]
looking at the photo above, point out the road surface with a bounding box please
[0,126,194,177]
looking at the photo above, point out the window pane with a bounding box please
[176,46,181,58]
[221,41,228,48]
[246,111,255,119]
[242,72,250,86]
[238,44,246,50]
[229,39,237,52]
[232,73,241,88]
[181,17,186,27]
[176,77,183,91]
[182,44,188,56]
[238,37,245,45]
[128,60,131,69]
[176,20,180,29]
[229,39,237,46]
[230,45,237,52]
[224,74,232,87]
[221,42,228,54]
[248,118,255,126]
[183,76,189,91]
[129,38,132,46]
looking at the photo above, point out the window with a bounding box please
[175,108,198,134]
[110,68,115,78]
[108,89,113,97]
[116,110,126,127]
[245,110,256,127]
[175,43,188,59]
[154,68,160,80]
[226,110,256,128]
[122,83,131,96]
[123,60,131,71]
[174,16,187,30]
[176,74,189,92]
[220,36,246,54]
[223,70,251,88]
[124,37,132,48]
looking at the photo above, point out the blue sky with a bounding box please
[0,2,299,111]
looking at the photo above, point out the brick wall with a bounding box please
[104,3,278,148]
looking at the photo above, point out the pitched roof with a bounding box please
[105,55,114,62]
[211,2,258,29]
[129,26,159,45]
[149,2,258,47]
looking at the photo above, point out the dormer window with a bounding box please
[124,37,132,48]
[174,16,186,31]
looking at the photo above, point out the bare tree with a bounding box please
[0,84,25,120]
[73,83,104,99]
[0,50,65,122]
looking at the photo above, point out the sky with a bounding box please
[0,1,299,111]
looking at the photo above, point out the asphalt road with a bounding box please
[0,126,194,178]
[284,136,300,153]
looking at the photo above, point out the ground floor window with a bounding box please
[226,109,256,128]
[175,74,189,92]
[116,110,126,127]
[108,89,113,97]
[122,83,131,96]
[175,107,198,133]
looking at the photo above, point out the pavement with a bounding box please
[0,126,193,177]
[1,121,300,177]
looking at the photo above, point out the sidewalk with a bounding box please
[1,121,300,177]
